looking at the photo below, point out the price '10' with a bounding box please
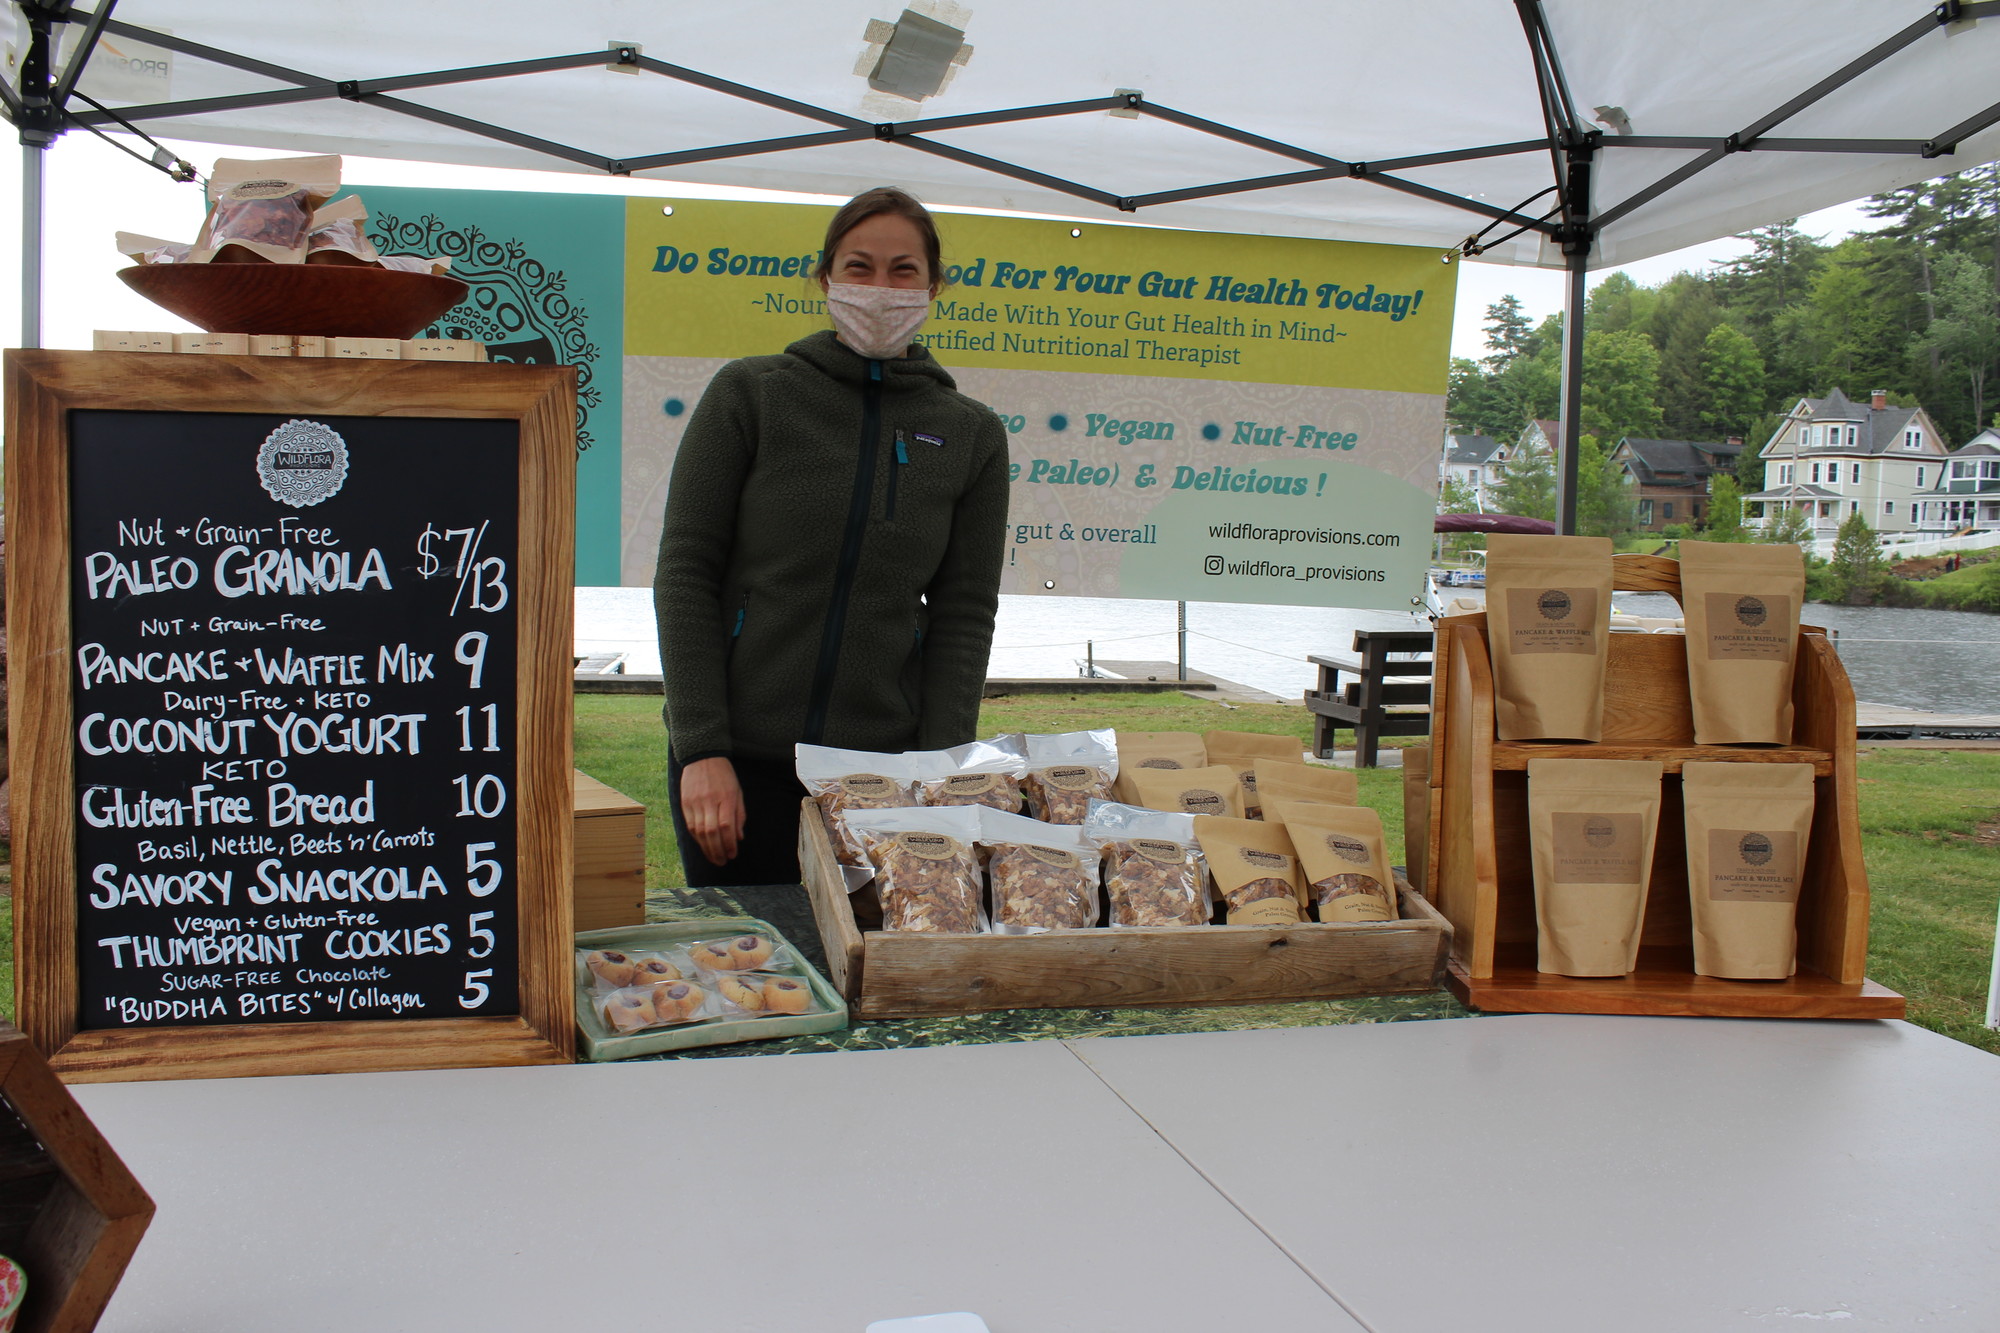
[452,774,507,818]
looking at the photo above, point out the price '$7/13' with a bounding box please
[416,522,509,614]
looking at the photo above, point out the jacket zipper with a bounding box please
[802,359,884,744]
[886,429,908,522]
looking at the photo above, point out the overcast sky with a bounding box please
[0,128,1876,363]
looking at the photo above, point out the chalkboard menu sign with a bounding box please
[10,353,576,1080]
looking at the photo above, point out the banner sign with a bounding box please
[364,188,1455,609]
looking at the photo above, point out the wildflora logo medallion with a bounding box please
[1537,589,1573,620]
[257,419,349,508]
[1734,595,1768,627]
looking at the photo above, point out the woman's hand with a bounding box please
[679,757,747,865]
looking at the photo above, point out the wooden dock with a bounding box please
[1092,659,1288,705]
[1854,702,2000,738]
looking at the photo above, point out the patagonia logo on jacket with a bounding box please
[914,432,945,448]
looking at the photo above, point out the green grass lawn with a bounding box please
[7,695,1995,1055]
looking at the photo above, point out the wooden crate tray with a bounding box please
[799,799,1452,1021]
[1424,553,1903,1021]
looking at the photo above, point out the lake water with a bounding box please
[579,586,2000,715]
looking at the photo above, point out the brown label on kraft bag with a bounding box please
[1180,788,1227,814]
[1550,812,1645,884]
[1323,832,1371,865]
[1703,593,1794,661]
[942,773,1000,797]
[1505,587,1600,655]
[1139,757,1185,770]
[1706,829,1801,901]
[1238,847,1288,871]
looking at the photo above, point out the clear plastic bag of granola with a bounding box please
[116,231,192,265]
[191,154,341,264]
[1083,800,1210,929]
[912,737,1027,813]
[1022,729,1119,824]
[842,805,989,933]
[304,194,381,266]
[796,744,923,868]
[977,808,1101,934]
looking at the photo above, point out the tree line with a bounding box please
[1446,165,2000,538]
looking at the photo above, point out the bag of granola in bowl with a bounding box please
[1083,800,1210,928]
[1124,764,1244,819]
[1267,799,1400,922]
[912,737,1027,813]
[304,194,382,266]
[977,808,1102,933]
[1203,731,1303,818]
[795,744,922,867]
[191,154,342,264]
[1111,731,1208,804]
[1022,728,1119,824]
[840,805,988,934]
[1192,816,1303,925]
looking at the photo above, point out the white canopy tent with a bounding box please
[8,0,1998,528]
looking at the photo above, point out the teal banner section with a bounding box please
[353,185,625,585]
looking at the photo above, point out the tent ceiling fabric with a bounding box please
[31,0,2000,267]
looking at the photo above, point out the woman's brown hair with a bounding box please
[814,186,942,286]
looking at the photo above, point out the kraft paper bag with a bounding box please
[1527,758,1663,976]
[1252,758,1359,811]
[1485,534,1614,741]
[1192,816,1303,925]
[1678,540,1805,745]
[1276,801,1399,922]
[1124,764,1244,819]
[1203,730,1303,819]
[1683,761,1816,979]
[1111,730,1208,805]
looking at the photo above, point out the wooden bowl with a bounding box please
[117,263,470,338]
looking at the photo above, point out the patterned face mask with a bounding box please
[825,282,932,359]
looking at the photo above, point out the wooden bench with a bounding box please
[1305,628,1435,767]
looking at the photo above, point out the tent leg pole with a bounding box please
[21,141,44,349]
[1554,245,1586,535]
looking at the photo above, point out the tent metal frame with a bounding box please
[10,0,2000,530]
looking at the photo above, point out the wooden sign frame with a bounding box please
[6,351,577,1080]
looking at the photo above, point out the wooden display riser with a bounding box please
[1447,949,1904,1020]
[1425,553,1905,1022]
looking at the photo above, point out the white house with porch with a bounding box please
[1744,389,1949,538]
[1913,427,2000,532]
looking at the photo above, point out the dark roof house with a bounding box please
[1610,436,1744,531]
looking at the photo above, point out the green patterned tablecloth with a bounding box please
[636,883,1475,1061]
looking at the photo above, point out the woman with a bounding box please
[654,186,1011,886]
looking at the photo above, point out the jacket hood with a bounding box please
[784,328,957,393]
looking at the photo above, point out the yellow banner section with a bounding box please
[625,199,1456,395]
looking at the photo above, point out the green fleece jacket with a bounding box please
[654,330,1010,764]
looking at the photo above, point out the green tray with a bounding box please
[573,917,848,1061]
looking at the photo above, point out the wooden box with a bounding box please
[1424,553,1903,1019]
[799,799,1452,1020]
[573,771,646,932]
[0,1023,153,1332]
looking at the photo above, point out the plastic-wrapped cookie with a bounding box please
[762,976,812,1015]
[601,989,656,1032]
[716,974,766,1012]
[630,956,681,985]
[650,981,705,1025]
[689,941,737,973]
[727,935,774,970]
[585,949,640,988]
